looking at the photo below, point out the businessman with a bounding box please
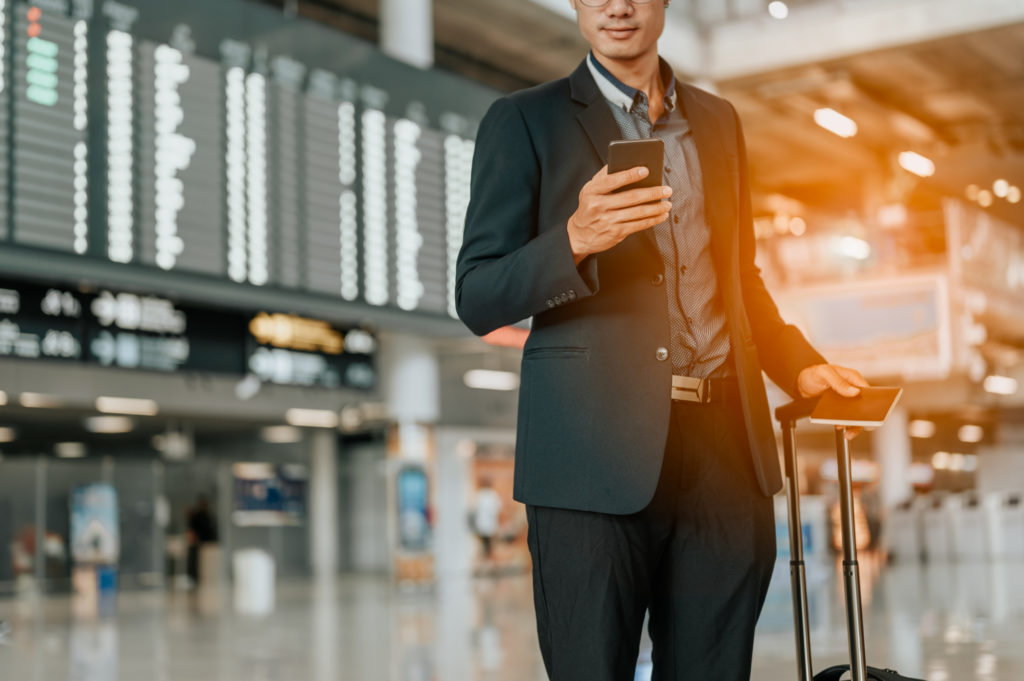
[455,1,867,679]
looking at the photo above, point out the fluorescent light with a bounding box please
[965,184,980,201]
[55,442,87,458]
[85,416,134,434]
[932,451,950,470]
[20,392,63,408]
[96,396,159,416]
[788,217,806,236]
[993,179,1009,198]
[958,424,984,444]
[1008,186,1021,204]
[877,204,907,228]
[898,151,935,178]
[0,427,15,443]
[285,408,339,429]
[949,453,966,472]
[977,190,993,207]
[813,108,857,138]
[963,454,978,473]
[908,419,936,438]
[260,425,301,443]
[768,1,789,19]
[984,374,1018,396]
[834,236,871,261]
[463,369,520,391]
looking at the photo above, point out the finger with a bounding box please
[822,365,861,396]
[615,214,671,237]
[605,184,672,208]
[600,165,651,192]
[609,200,672,223]
[836,366,870,389]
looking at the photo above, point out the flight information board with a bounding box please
[0,0,496,322]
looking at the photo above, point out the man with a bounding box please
[455,1,867,679]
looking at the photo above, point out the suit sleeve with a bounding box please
[455,96,598,337]
[731,103,826,396]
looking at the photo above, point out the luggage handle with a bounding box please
[776,398,868,681]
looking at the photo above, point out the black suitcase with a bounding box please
[775,399,924,681]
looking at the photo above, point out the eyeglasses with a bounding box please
[578,0,655,7]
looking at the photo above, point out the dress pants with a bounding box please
[526,393,776,681]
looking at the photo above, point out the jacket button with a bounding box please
[655,347,669,362]
[651,273,664,286]
[546,299,555,308]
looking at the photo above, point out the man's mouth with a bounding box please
[603,26,638,39]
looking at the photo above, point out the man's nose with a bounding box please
[604,0,635,16]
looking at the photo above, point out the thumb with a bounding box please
[824,365,861,397]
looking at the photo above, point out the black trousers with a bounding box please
[526,396,776,681]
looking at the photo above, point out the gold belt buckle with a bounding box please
[671,375,708,403]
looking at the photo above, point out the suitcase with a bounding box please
[775,399,924,681]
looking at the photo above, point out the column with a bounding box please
[308,428,339,578]
[379,0,434,69]
[871,404,913,512]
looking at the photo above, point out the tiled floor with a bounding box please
[1,556,1022,680]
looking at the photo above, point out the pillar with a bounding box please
[379,0,434,69]
[308,428,339,578]
[871,404,913,512]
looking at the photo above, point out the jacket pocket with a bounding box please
[523,346,588,359]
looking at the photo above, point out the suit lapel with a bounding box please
[678,84,736,275]
[570,60,620,166]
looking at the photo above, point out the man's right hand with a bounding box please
[567,165,673,265]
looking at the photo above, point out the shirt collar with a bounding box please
[586,51,677,115]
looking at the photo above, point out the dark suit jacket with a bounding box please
[455,59,824,514]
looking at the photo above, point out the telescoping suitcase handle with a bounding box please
[775,399,923,681]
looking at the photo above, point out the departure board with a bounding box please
[0,0,495,323]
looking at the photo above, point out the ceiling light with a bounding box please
[768,1,789,19]
[965,185,979,201]
[285,408,339,429]
[898,151,935,178]
[0,426,15,443]
[949,453,966,472]
[20,392,63,408]
[813,108,857,138]
[932,451,950,470]
[789,217,806,236]
[463,369,520,391]
[963,454,978,473]
[85,416,134,434]
[957,424,984,444]
[55,442,87,458]
[977,190,993,207]
[908,419,936,438]
[0,390,6,406]
[993,179,1010,198]
[96,396,159,416]
[983,374,1018,396]
[260,425,302,443]
[1008,186,1021,204]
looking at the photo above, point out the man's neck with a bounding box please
[591,50,663,105]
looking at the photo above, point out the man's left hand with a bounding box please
[796,364,871,440]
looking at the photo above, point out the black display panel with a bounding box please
[0,277,377,390]
[0,0,496,323]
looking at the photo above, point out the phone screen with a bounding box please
[607,138,664,193]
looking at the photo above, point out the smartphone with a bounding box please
[607,138,664,193]
[809,386,903,427]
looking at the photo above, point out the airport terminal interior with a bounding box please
[1,0,1023,679]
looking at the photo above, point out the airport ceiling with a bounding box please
[257,0,1024,227]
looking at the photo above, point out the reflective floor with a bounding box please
[1,557,1023,680]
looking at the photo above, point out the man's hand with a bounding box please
[796,364,871,440]
[568,165,672,265]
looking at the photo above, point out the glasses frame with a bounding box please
[577,0,655,8]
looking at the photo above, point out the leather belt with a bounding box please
[671,375,739,404]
